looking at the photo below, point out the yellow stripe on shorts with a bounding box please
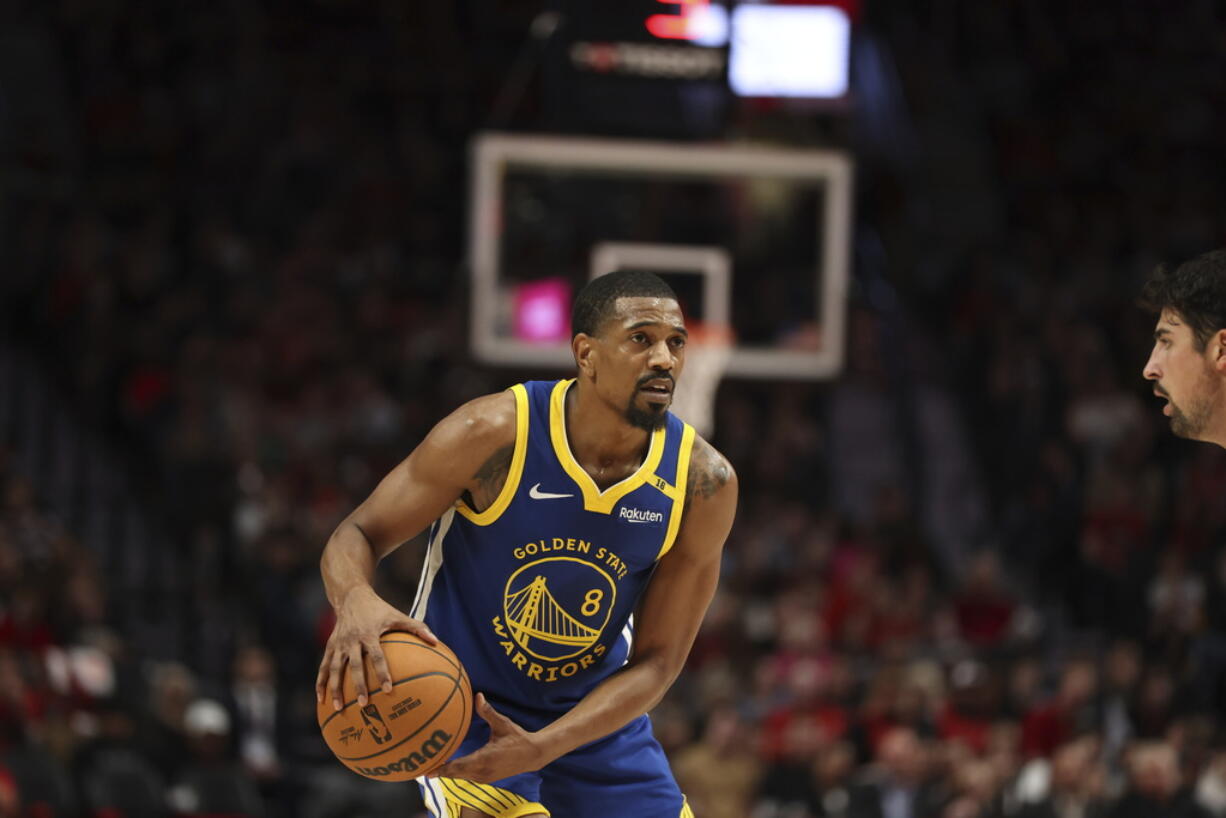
[680,797,695,818]
[432,776,549,818]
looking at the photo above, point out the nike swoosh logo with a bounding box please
[529,483,573,500]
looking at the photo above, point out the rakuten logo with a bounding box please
[619,507,664,525]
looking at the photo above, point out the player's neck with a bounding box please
[565,381,653,469]
[1206,406,1226,449]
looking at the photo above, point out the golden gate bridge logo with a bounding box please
[503,557,616,661]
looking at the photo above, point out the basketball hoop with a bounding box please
[671,322,732,439]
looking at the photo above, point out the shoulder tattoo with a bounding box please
[467,443,514,512]
[688,437,732,501]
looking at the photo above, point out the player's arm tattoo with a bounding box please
[688,437,732,500]
[465,443,514,512]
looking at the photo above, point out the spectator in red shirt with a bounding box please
[938,660,1000,755]
[1023,660,1100,758]
[953,552,1017,647]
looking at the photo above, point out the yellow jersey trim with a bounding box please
[657,423,696,560]
[651,473,679,500]
[455,384,529,526]
[548,379,666,515]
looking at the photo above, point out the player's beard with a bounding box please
[625,393,670,431]
[1167,375,1219,440]
[1169,394,1214,439]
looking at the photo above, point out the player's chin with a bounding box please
[1169,418,1197,439]
[626,398,669,430]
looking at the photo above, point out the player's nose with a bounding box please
[648,340,674,370]
[1142,352,1160,381]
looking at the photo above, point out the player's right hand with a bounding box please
[316,585,438,712]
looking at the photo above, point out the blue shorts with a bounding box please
[418,714,692,818]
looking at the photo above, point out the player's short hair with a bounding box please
[1139,249,1226,350]
[571,270,679,338]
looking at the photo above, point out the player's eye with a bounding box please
[670,337,686,349]
[630,333,648,344]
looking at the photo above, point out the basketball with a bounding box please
[317,632,472,781]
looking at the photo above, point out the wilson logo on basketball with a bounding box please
[354,729,453,777]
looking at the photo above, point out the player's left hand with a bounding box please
[429,693,549,783]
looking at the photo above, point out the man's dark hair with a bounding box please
[571,270,678,338]
[1139,249,1226,350]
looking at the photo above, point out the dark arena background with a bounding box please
[3,1,1226,817]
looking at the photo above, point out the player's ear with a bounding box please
[1213,329,1226,373]
[573,333,597,377]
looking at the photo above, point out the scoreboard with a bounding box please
[544,0,857,138]
[544,0,728,138]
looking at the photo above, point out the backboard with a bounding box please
[467,132,853,380]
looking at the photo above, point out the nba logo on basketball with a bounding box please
[360,703,392,744]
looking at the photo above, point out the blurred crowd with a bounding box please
[3,1,1226,817]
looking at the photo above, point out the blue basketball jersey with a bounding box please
[410,379,696,721]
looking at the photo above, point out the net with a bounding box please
[671,322,732,439]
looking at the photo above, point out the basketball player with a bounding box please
[1141,249,1226,446]
[316,270,737,817]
